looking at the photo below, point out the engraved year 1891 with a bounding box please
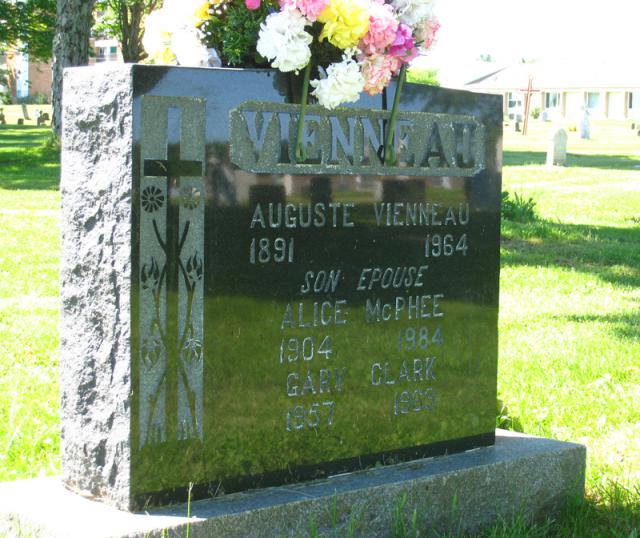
[249,237,294,264]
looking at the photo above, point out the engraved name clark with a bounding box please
[230,101,486,177]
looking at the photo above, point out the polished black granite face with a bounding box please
[131,65,502,508]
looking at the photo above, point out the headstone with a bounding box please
[546,126,568,166]
[60,64,502,511]
[580,107,591,139]
[35,109,50,126]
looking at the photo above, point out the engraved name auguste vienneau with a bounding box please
[230,101,486,177]
[138,96,206,447]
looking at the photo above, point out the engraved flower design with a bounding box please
[181,326,203,364]
[141,330,163,369]
[180,186,201,210]
[140,258,161,291]
[185,253,204,286]
[141,186,165,213]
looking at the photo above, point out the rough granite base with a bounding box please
[0,431,585,538]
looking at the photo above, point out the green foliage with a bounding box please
[0,1,20,51]
[501,191,538,223]
[407,67,440,86]
[94,0,161,62]
[531,107,541,119]
[0,0,55,61]
[201,2,277,67]
[200,2,342,69]
[391,493,418,538]
[16,92,49,105]
[496,398,524,432]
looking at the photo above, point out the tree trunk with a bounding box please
[51,0,95,136]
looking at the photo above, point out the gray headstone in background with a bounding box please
[546,126,568,166]
[580,107,591,139]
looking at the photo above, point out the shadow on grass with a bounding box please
[565,312,640,343]
[0,125,51,148]
[554,482,640,538]
[502,218,640,340]
[0,126,60,190]
[504,150,640,169]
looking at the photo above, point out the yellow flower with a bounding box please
[193,1,211,23]
[159,47,178,65]
[318,0,370,50]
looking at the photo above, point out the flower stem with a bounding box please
[383,63,407,166]
[295,62,312,163]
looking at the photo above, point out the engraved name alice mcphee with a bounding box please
[231,102,485,431]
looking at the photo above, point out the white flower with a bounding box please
[142,7,210,67]
[310,53,365,110]
[172,27,210,67]
[142,10,174,60]
[256,8,313,73]
[391,0,435,29]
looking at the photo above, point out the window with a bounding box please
[545,92,560,108]
[587,92,600,109]
[110,46,117,55]
[507,92,522,109]
[630,92,640,109]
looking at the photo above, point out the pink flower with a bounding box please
[279,0,330,21]
[389,23,418,64]
[361,54,400,96]
[246,0,261,9]
[415,16,440,50]
[359,0,398,56]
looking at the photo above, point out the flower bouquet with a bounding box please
[143,0,439,164]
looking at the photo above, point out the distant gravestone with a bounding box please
[546,126,568,166]
[580,107,591,139]
[36,110,50,126]
[60,64,502,511]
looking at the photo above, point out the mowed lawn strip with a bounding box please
[0,126,60,481]
[500,120,640,534]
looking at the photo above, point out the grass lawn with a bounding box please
[0,120,638,536]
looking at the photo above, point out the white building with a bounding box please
[464,61,640,121]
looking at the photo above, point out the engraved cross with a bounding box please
[143,106,203,442]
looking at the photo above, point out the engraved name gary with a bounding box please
[230,101,486,177]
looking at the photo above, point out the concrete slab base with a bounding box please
[0,431,585,538]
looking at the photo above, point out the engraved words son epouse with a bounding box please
[61,67,502,509]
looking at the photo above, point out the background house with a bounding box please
[463,61,640,121]
[0,38,121,103]
[0,48,52,102]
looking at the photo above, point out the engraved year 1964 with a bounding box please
[424,233,468,258]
